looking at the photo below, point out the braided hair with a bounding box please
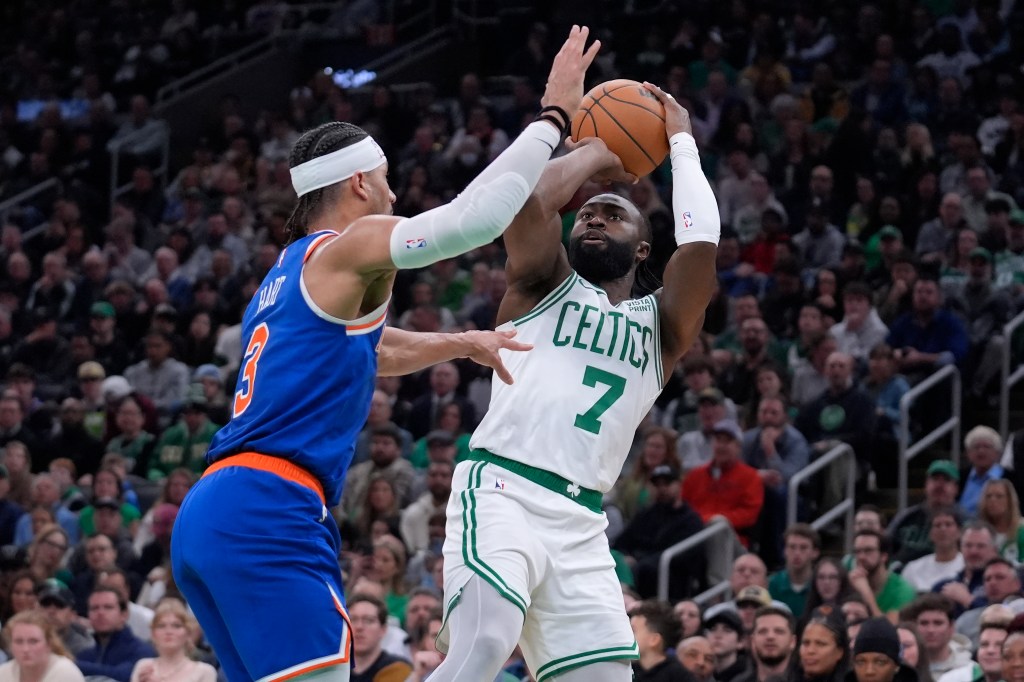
[283,121,369,244]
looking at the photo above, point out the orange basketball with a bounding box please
[570,79,669,178]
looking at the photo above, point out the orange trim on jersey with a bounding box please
[330,593,353,663]
[265,655,350,682]
[302,232,338,264]
[203,452,325,505]
[346,308,388,332]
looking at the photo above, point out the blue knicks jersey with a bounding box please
[207,230,387,507]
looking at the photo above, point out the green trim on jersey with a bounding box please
[649,294,664,389]
[535,642,640,682]
[576,278,607,295]
[467,449,603,513]
[512,273,579,327]
[460,462,529,615]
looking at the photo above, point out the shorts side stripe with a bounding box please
[535,642,640,682]
[459,462,528,615]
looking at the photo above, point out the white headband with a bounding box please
[289,136,387,197]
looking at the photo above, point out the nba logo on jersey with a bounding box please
[495,478,506,491]
[405,238,427,249]
[682,211,693,229]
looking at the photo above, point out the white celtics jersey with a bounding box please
[470,271,665,493]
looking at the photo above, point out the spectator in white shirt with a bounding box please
[902,507,965,591]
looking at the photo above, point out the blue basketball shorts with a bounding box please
[171,455,351,682]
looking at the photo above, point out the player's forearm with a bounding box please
[376,327,473,377]
[532,144,615,213]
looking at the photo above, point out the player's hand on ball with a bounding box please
[641,82,692,139]
[541,25,601,117]
[461,329,533,385]
[564,137,637,185]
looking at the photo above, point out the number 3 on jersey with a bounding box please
[233,322,269,418]
[574,365,626,435]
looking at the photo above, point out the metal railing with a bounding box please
[1000,310,1024,440]
[898,365,962,512]
[156,34,279,105]
[108,123,171,212]
[787,443,856,553]
[0,178,61,227]
[657,517,735,604]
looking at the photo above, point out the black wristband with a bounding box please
[535,105,571,135]
[534,114,566,136]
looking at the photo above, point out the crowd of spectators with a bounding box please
[0,0,1021,680]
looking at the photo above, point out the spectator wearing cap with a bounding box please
[866,227,906,290]
[76,361,107,437]
[41,397,103,479]
[734,586,778,633]
[704,608,750,682]
[627,600,693,682]
[888,460,964,564]
[88,301,130,377]
[794,197,845,271]
[994,210,1024,289]
[832,283,890,364]
[769,525,821,616]
[959,427,1007,515]
[743,396,810,561]
[849,530,917,621]
[192,364,229,426]
[677,388,729,472]
[38,581,95,655]
[124,330,190,416]
[613,465,705,600]
[900,507,964,592]
[682,419,765,548]
[148,385,219,481]
[660,356,738,437]
[849,616,917,682]
[341,424,417,520]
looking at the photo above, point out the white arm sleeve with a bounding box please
[670,132,722,246]
[390,121,561,269]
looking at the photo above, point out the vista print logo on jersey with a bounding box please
[405,238,427,249]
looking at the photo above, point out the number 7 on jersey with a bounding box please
[574,365,626,435]
[233,322,269,418]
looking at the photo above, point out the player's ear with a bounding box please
[635,240,651,263]
[349,172,370,201]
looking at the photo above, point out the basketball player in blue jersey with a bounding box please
[170,26,629,682]
[429,85,720,682]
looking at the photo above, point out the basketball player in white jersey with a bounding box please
[430,85,720,682]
